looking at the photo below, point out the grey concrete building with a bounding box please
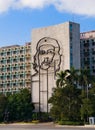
[80,30,95,75]
[31,21,80,112]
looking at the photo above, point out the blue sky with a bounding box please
[0,0,95,47]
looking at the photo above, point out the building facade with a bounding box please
[31,21,80,112]
[0,42,31,94]
[80,31,95,75]
[0,21,81,112]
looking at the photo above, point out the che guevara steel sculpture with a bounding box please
[32,37,61,112]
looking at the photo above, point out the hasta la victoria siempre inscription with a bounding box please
[33,37,61,74]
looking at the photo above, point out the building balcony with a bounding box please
[25,54,31,57]
[25,78,31,83]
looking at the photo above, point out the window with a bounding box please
[20,58,25,62]
[70,24,72,31]
[70,32,73,41]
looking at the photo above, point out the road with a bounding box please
[0,123,94,130]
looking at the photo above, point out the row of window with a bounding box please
[0,45,30,51]
[81,50,95,56]
[0,67,30,71]
[0,82,25,85]
[0,58,26,64]
[0,49,31,56]
[81,39,95,43]
[0,67,26,72]
[1,65,25,68]
[0,74,26,79]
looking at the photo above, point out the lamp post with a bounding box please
[86,83,91,123]
[87,84,91,99]
[86,84,88,99]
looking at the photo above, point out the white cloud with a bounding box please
[55,0,95,17]
[14,0,52,9]
[0,0,13,13]
[0,0,95,17]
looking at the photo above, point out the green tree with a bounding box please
[49,84,81,121]
[49,70,81,122]
[79,69,95,122]
[80,82,95,123]
[49,68,95,124]
[7,88,34,122]
[0,94,7,122]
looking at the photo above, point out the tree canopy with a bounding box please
[0,88,34,122]
[49,68,95,123]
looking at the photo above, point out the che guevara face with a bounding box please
[33,37,61,73]
[38,44,55,70]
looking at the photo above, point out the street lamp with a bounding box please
[86,83,91,123]
[86,84,91,99]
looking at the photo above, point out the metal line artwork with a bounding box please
[33,37,61,74]
[32,37,61,113]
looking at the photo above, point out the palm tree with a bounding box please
[56,67,79,88]
[66,67,79,86]
[56,70,68,88]
[79,69,94,122]
[79,69,91,90]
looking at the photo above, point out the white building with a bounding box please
[0,43,31,94]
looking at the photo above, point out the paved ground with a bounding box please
[0,122,94,130]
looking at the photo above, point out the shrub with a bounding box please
[58,120,84,125]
